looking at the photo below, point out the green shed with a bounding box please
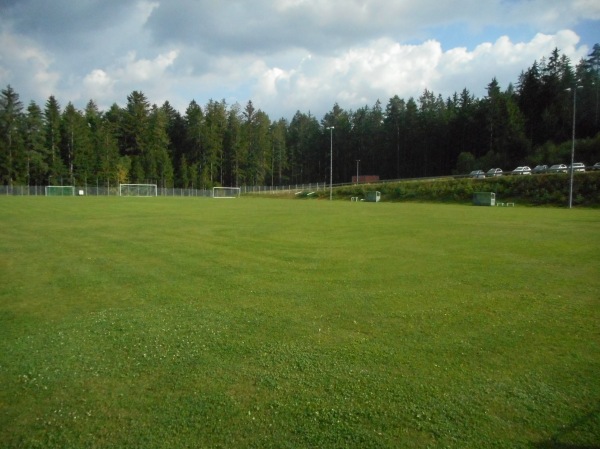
[366,191,381,202]
[473,192,496,206]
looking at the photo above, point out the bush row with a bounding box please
[326,172,600,207]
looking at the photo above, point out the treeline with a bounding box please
[1,46,599,189]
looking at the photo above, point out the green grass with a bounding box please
[1,196,599,448]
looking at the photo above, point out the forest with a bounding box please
[1,46,599,189]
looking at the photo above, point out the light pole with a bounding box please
[396,121,400,179]
[356,160,360,185]
[327,126,334,200]
[567,84,582,209]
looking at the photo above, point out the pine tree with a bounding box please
[62,102,94,185]
[322,103,352,183]
[0,85,24,186]
[101,103,126,187]
[587,44,600,129]
[287,111,321,183]
[384,95,406,178]
[147,105,174,188]
[184,100,204,171]
[179,154,190,188]
[270,118,288,185]
[225,103,244,187]
[203,100,227,186]
[123,91,151,182]
[44,96,65,184]
[24,101,49,185]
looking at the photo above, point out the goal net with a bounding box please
[213,187,241,198]
[119,184,158,197]
[45,186,75,196]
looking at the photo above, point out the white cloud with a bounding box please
[74,49,180,109]
[116,50,179,83]
[252,30,588,118]
[66,26,589,118]
[0,29,60,102]
[435,29,586,97]
[82,69,115,104]
[0,0,596,119]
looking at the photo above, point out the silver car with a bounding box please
[548,164,568,173]
[486,168,503,177]
[568,163,586,173]
[512,166,532,175]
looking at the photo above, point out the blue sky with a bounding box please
[0,0,598,120]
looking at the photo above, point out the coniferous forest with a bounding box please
[1,46,599,189]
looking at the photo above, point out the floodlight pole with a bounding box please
[327,126,334,200]
[356,160,360,185]
[567,84,581,209]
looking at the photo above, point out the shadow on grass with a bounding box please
[531,407,600,449]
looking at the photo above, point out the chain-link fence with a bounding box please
[0,182,329,197]
[0,185,212,197]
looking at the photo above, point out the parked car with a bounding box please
[486,168,503,177]
[532,164,548,174]
[548,164,568,173]
[593,162,600,171]
[568,162,586,172]
[469,170,486,179]
[512,166,532,175]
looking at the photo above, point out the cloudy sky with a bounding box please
[1,0,598,120]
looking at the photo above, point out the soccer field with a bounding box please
[1,197,599,448]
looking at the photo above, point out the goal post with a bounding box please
[119,184,158,197]
[213,187,241,198]
[45,186,75,196]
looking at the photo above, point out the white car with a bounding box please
[568,162,586,173]
[512,166,532,175]
[469,170,485,179]
[548,164,568,174]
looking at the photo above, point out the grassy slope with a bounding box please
[332,171,600,206]
[0,197,599,448]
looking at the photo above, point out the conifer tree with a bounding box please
[0,85,24,186]
[23,101,48,185]
[44,96,66,184]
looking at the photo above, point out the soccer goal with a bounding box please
[45,185,75,196]
[213,187,241,198]
[119,184,158,197]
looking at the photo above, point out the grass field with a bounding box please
[1,196,599,448]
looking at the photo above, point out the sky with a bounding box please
[0,0,598,121]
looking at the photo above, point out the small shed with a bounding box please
[366,191,381,202]
[473,192,495,206]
